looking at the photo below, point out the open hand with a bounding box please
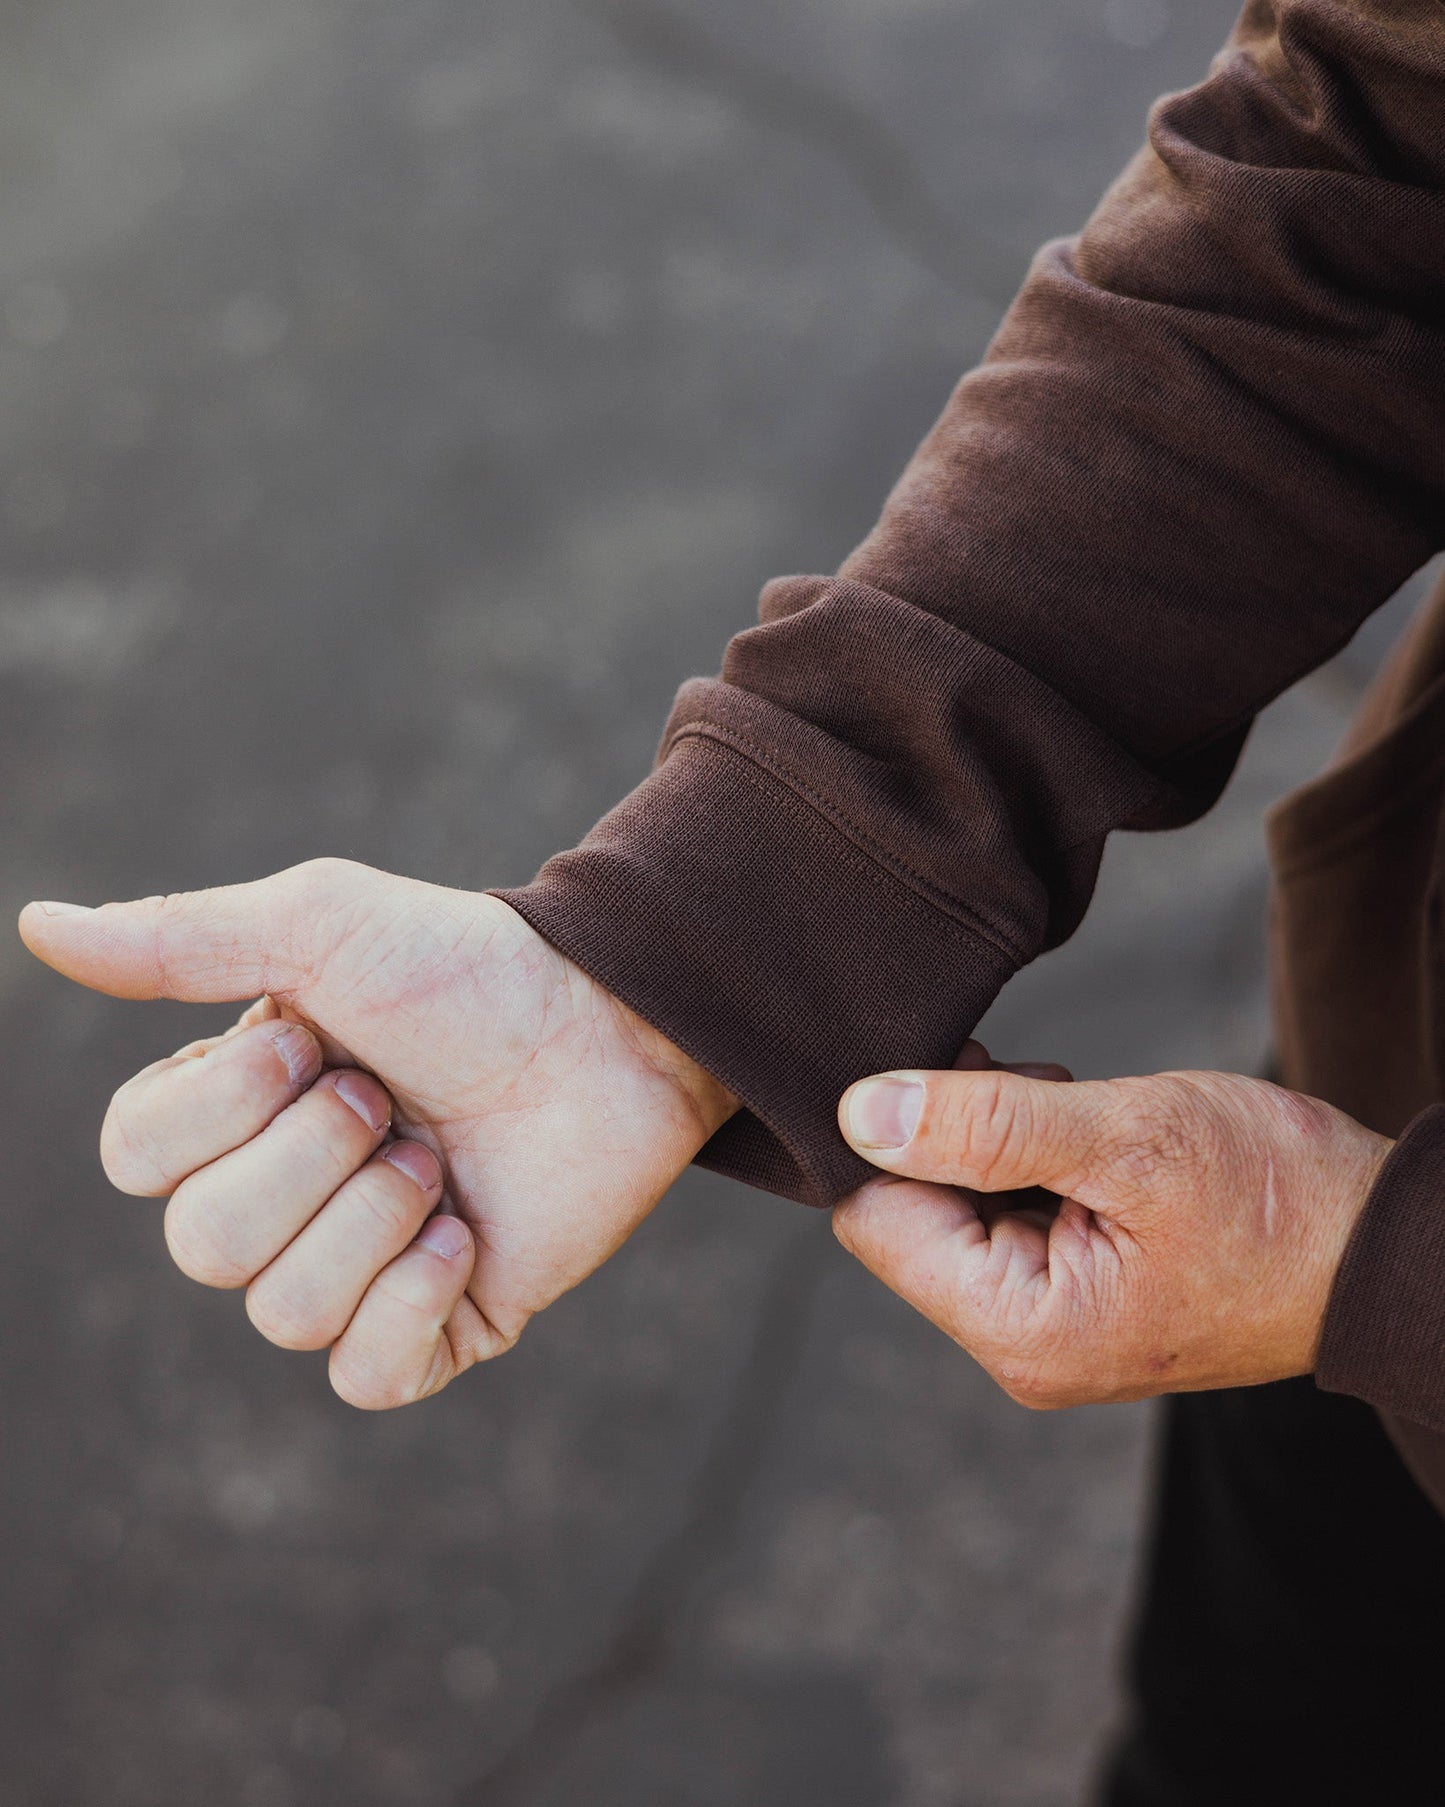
[20,860,734,1408]
[832,1043,1390,1406]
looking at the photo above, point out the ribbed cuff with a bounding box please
[1317,1104,1445,1432]
[495,733,1015,1207]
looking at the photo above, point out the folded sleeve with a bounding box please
[497,0,1445,1206]
[1317,1106,1445,1430]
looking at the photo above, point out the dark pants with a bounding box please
[1096,1378,1445,1806]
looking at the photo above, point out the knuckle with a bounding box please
[283,858,379,974]
[1261,1079,1336,1146]
[326,1356,381,1410]
[289,856,363,906]
[329,1351,422,1413]
[99,1096,164,1194]
[1013,1384,1069,1413]
[1103,1079,1200,1192]
[326,1270,458,1412]
[286,1098,382,1186]
[163,1186,248,1288]
[292,1105,361,1171]
[934,1069,1026,1188]
[998,1365,1072,1412]
[370,1264,440,1318]
[355,1168,422,1246]
[148,895,194,993]
[245,1276,335,1351]
[472,1319,522,1363]
[988,1324,1087,1411]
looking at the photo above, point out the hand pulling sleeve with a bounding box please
[498,0,1445,1206]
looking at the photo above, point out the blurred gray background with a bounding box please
[0,1,1431,1803]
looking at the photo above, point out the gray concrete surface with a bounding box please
[0,2,1428,1803]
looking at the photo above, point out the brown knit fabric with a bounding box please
[1268,579,1445,1141]
[1318,1107,1445,1433]
[1266,573,1445,1503]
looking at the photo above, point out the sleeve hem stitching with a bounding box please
[666,722,1032,966]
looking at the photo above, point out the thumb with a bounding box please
[839,1065,1125,1197]
[18,868,317,1003]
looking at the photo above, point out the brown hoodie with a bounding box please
[499,1,1445,1505]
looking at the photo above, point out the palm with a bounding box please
[283,874,716,1342]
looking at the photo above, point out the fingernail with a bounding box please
[332,1070,390,1133]
[382,1142,442,1193]
[418,1214,469,1259]
[272,1022,321,1088]
[844,1076,924,1150]
[34,900,93,918]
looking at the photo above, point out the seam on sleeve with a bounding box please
[666,722,1033,966]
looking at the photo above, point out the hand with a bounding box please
[831,1042,1391,1406]
[20,860,734,1407]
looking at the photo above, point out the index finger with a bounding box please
[101,1016,323,1195]
[831,1175,1050,1348]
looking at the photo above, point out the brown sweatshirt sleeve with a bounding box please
[497,0,1445,1208]
[1317,1107,1445,1431]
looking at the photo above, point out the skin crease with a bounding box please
[832,1043,1393,1408]
[19,859,735,1409]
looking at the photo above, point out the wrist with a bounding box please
[1302,1114,1394,1370]
[605,989,740,1149]
[486,892,739,1152]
